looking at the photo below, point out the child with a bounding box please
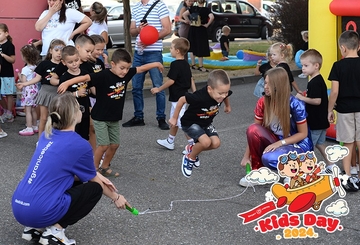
[253,49,275,97]
[150,38,196,151]
[298,30,309,79]
[270,42,302,93]
[278,152,304,189]
[59,46,91,141]
[295,49,332,168]
[16,39,66,139]
[169,69,232,178]
[18,45,40,136]
[0,23,16,123]
[328,30,360,191]
[57,49,164,177]
[220,25,231,61]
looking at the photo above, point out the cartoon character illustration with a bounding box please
[196,105,219,118]
[107,82,125,98]
[278,152,304,189]
[299,152,325,184]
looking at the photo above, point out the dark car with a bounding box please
[206,0,273,42]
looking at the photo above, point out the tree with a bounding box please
[123,0,132,54]
[272,0,308,52]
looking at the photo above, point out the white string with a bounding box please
[138,184,256,215]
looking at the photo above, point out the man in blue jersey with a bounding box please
[122,0,172,130]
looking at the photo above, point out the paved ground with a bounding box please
[1,73,360,245]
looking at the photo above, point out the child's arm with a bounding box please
[16,74,42,89]
[50,73,60,86]
[57,75,91,94]
[292,80,302,94]
[254,60,262,75]
[223,97,231,113]
[169,96,187,127]
[295,93,321,105]
[224,42,229,52]
[150,78,174,94]
[328,80,339,123]
[190,77,196,92]
[136,62,164,74]
[0,53,15,64]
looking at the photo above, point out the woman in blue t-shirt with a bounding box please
[12,92,131,245]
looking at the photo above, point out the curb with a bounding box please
[125,69,302,100]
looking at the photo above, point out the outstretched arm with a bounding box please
[150,78,174,94]
[17,74,42,89]
[136,62,164,74]
[57,74,90,93]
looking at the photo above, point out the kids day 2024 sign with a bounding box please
[238,145,351,240]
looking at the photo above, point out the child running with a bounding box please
[17,44,41,136]
[169,69,232,178]
[57,48,164,177]
[16,39,66,139]
[0,23,16,123]
[151,37,196,151]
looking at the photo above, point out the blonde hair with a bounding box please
[44,92,79,139]
[45,39,66,61]
[222,25,231,33]
[263,67,290,137]
[270,42,293,63]
[172,37,190,55]
[300,49,323,69]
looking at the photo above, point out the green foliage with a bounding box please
[271,0,308,52]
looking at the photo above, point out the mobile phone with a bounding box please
[140,19,147,24]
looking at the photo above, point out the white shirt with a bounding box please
[38,8,86,55]
[87,21,108,36]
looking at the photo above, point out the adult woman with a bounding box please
[183,0,214,72]
[239,67,313,187]
[178,0,195,40]
[35,0,92,56]
[12,93,131,244]
[87,1,108,45]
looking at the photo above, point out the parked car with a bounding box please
[206,0,273,42]
[84,2,136,47]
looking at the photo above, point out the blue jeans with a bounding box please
[132,51,166,119]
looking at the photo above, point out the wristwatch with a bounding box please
[281,139,286,145]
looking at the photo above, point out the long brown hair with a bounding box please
[263,67,291,137]
[56,0,67,23]
[91,2,108,23]
[0,23,13,43]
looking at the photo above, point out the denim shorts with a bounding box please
[311,129,327,145]
[182,123,218,142]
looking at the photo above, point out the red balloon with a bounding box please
[140,26,159,45]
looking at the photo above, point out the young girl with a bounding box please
[0,23,16,123]
[269,42,302,93]
[17,39,66,139]
[18,45,40,136]
[253,49,276,98]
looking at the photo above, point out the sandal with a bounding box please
[98,167,119,178]
[198,66,209,72]
[191,65,197,70]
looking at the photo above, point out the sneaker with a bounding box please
[156,138,174,150]
[158,118,169,130]
[32,126,39,133]
[22,227,43,241]
[298,73,307,78]
[350,166,358,175]
[5,113,14,122]
[19,127,34,136]
[122,117,145,127]
[182,144,200,167]
[16,111,26,117]
[342,176,359,192]
[0,129,7,138]
[182,154,195,178]
[193,156,200,168]
[239,176,259,187]
[39,226,76,245]
[0,114,5,123]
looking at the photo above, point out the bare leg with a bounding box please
[189,135,220,160]
[343,142,354,176]
[38,105,48,138]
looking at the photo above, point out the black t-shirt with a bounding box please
[89,68,137,121]
[277,62,294,91]
[305,74,330,130]
[54,61,93,78]
[328,57,360,113]
[34,60,58,85]
[259,62,273,78]
[189,6,211,24]
[220,35,229,51]
[167,59,192,102]
[59,70,91,118]
[88,58,105,98]
[181,86,232,128]
[0,41,15,77]
[65,0,82,10]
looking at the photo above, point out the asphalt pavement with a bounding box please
[1,72,360,245]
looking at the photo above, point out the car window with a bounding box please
[223,2,236,13]
[109,6,123,16]
[211,2,222,13]
[239,2,254,15]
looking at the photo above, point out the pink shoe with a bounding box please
[19,127,34,136]
[32,126,39,133]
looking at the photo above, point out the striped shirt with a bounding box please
[131,0,169,51]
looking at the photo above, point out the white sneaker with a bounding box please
[32,125,39,133]
[0,129,7,138]
[298,73,307,78]
[239,176,258,187]
[350,166,358,175]
[22,227,43,241]
[156,138,174,150]
[19,127,34,136]
[39,226,76,245]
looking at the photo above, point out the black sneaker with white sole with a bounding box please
[342,176,359,192]
[39,226,76,245]
[22,227,43,241]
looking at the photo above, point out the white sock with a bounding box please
[167,134,175,144]
[187,139,194,145]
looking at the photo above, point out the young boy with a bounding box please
[59,46,91,142]
[169,69,232,178]
[295,49,332,168]
[58,49,163,177]
[328,30,360,191]
[150,37,196,151]
[220,25,231,61]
